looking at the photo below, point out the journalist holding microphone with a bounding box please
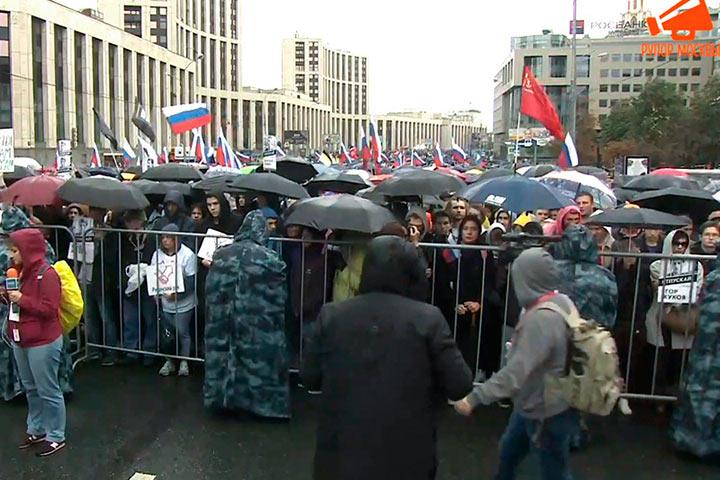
[4,229,66,457]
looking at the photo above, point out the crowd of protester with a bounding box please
[1,186,718,470]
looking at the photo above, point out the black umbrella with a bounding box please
[257,157,320,184]
[284,194,395,233]
[374,169,465,197]
[192,174,245,194]
[461,176,572,212]
[624,174,700,192]
[229,173,309,199]
[613,188,636,205]
[481,168,514,180]
[76,166,121,179]
[4,165,37,184]
[141,164,205,182]
[573,166,609,181]
[305,172,371,196]
[631,188,720,224]
[521,164,561,178]
[58,177,149,210]
[586,207,688,229]
[132,179,193,197]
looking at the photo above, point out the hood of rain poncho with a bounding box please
[511,247,562,308]
[0,206,31,234]
[163,190,187,214]
[550,205,582,236]
[405,207,429,233]
[235,210,268,246]
[359,236,427,302]
[553,225,599,264]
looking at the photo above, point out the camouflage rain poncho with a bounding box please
[203,210,289,418]
[671,255,720,458]
[553,225,618,329]
[0,207,73,401]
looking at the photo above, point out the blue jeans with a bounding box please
[122,294,158,355]
[13,336,66,443]
[162,310,193,358]
[495,409,577,480]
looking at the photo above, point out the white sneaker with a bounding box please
[178,361,189,377]
[159,360,176,376]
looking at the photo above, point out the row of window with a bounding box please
[600,52,702,63]
[598,96,693,111]
[600,67,701,78]
[526,55,591,78]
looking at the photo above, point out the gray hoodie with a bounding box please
[467,247,571,419]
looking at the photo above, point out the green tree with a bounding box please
[686,76,720,167]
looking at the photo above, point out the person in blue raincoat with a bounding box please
[203,210,289,418]
[0,207,73,401]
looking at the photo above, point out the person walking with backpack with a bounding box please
[4,228,66,457]
[454,248,578,479]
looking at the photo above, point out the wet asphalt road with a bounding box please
[0,362,716,480]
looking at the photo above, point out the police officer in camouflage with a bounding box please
[203,210,290,419]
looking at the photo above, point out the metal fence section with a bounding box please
[56,225,713,404]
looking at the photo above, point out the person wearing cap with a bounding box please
[150,224,198,377]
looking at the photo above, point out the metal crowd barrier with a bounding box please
[43,224,713,404]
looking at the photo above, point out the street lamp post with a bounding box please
[569,0,578,142]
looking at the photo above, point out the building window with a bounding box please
[599,84,608,92]
[108,44,117,137]
[54,25,66,140]
[576,55,590,78]
[524,56,542,76]
[668,68,677,77]
[645,68,654,77]
[679,83,688,92]
[611,53,621,62]
[633,84,642,93]
[634,53,643,62]
[681,54,689,61]
[622,84,630,92]
[74,33,84,143]
[231,43,238,87]
[231,99,238,145]
[136,54,144,105]
[242,100,250,148]
[124,6,142,37]
[550,55,567,78]
[92,38,102,146]
[200,40,206,88]
[0,11,10,130]
[599,99,608,107]
[150,6,167,48]
[610,84,619,92]
[634,68,643,77]
[200,0,205,31]
[219,0,225,36]
[123,49,132,137]
[600,54,608,63]
[362,58,367,83]
[209,39,216,88]
[610,99,618,107]
[32,17,45,145]
[656,68,666,77]
[658,54,666,61]
[645,54,655,62]
[148,59,155,128]
[230,0,238,39]
[691,83,700,92]
[209,0,215,34]
[611,69,620,78]
[669,53,678,61]
[622,68,631,77]
[220,41,226,90]
[600,69,608,78]
[296,74,305,93]
[692,67,701,76]
[623,53,633,62]
[680,67,689,76]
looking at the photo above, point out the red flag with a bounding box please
[520,67,565,140]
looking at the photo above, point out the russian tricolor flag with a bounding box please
[451,141,467,164]
[433,143,444,168]
[238,151,251,164]
[558,132,579,168]
[412,150,424,167]
[216,130,240,169]
[190,130,207,164]
[369,120,383,161]
[359,125,371,170]
[121,138,136,167]
[339,142,351,165]
[90,144,101,167]
[162,103,212,135]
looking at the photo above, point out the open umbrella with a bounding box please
[374,169,465,197]
[521,164,561,178]
[131,179,193,198]
[76,166,121,179]
[572,166,609,182]
[4,165,37,184]
[141,163,205,182]
[58,177,149,210]
[257,157,320,183]
[305,171,372,196]
[481,168,514,180]
[192,174,244,194]
[631,188,720,224]
[0,175,65,206]
[461,176,572,212]
[650,168,688,177]
[624,174,699,192]
[538,170,616,209]
[586,207,688,229]
[229,173,309,199]
[284,194,395,233]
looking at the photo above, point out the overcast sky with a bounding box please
[64,0,710,126]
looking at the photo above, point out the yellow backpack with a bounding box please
[50,261,84,334]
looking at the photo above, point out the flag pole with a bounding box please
[513,112,521,171]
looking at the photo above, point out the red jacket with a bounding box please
[7,229,62,348]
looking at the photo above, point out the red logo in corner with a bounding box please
[647,0,714,41]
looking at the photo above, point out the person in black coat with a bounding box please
[302,236,473,480]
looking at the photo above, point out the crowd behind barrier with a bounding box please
[20,221,716,405]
